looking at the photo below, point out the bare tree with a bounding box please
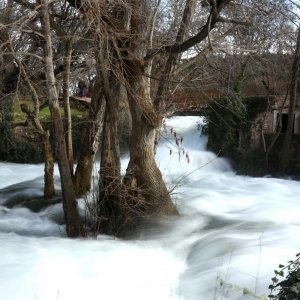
[18,61,56,199]
[6,0,294,236]
[40,0,83,237]
[58,0,253,235]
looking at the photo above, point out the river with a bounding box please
[0,116,299,300]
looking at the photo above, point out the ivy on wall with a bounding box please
[206,95,271,157]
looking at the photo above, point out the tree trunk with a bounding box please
[95,36,123,234]
[119,1,177,233]
[280,27,300,174]
[83,3,133,233]
[50,108,83,236]
[97,97,122,235]
[41,131,55,199]
[64,0,232,236]
[73,76,104,196]
[18,61,56,199]
[41,0,83,237]
[123,63,177,230]
[62,39,74,175]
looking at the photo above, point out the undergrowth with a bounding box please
[269,253,300,299]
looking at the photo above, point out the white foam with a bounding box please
[0,235,184,300]
[0,116,300,300]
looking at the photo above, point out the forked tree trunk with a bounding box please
[41,0,83,237]
[73,77,104,196]
[64,0,232,236]
[123,65,177,228]
[120,1,177,232]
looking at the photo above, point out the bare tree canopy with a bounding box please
[1,0,299,236]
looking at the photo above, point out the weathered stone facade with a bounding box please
[206,95,300,176]
[239,95,300,175]
[247,95,300,146]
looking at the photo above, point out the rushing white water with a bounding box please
[1,116,300,300]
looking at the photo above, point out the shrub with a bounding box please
[269,253,300,299]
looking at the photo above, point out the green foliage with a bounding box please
[0,97,43,162]
[206,95,270,159]
[206,95,246,156]
[0,98,89,163]
[269,253,300,300]
[244,96,271,122]
[13,99,87,123]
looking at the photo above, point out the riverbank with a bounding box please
[0,100,130,163]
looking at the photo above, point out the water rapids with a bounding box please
[0,116,299,300]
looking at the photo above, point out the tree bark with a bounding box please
[98,96,122,235]
[41,131,55,199]
[94,32,123,234]
[41,0,83,237]
[113,1,177,234]
[62,39,74,175]
[124,74,177,224]
[73,77,104,196]
[123,62,178,231]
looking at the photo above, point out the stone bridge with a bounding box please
[170,91,218,115]
[68,91,217,115]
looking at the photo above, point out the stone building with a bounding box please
[235,95,300,175]
[246,95,300,147]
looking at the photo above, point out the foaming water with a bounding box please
[0,163,44,189]
[0,116,300,300]
[157,116,232,182]
[0,234,183,300]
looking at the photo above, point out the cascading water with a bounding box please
[0,116,300,300]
